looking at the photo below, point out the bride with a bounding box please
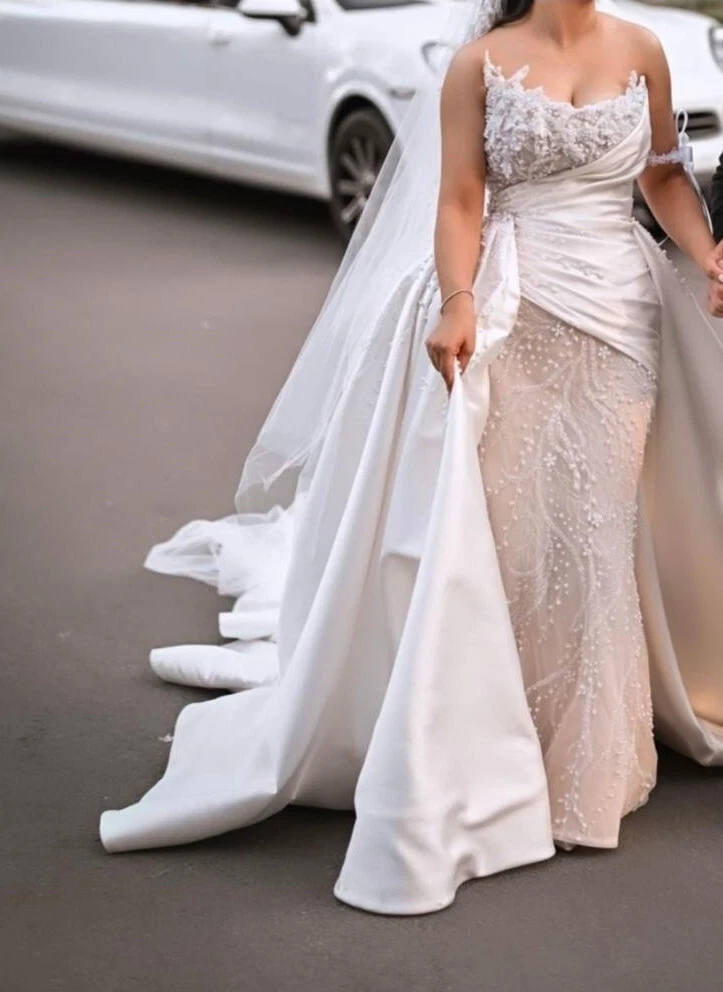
[100,0,723,915]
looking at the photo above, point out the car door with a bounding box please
[0,0,212,168]
[205,0,331,195]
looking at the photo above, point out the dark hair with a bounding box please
[496,0,534,28]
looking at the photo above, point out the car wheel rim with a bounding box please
[334,134,385,230]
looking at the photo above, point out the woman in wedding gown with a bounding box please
[100,0,723,915]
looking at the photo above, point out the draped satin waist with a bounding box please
[484,176,661,374]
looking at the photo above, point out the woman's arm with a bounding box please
[426,45,487,390]
[636,31,723,295]
[710,149,723,244]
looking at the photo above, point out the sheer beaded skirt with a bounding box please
[479,299,659,848]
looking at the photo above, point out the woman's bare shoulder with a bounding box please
[445,38,488,87]
[448,18,534,87]
[598,11,668,86]
[473,20,531,72]
[599,10,664,60]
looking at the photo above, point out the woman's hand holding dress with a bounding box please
[701,240,723,318]
[426,296,477,392]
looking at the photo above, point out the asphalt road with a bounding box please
[2,139,722,992]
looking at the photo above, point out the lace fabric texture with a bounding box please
[479,299,659,847]
[647,148,686,167]
[483,55,648,194]
[476,57,663,846]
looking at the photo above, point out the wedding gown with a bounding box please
[100,56,723,914]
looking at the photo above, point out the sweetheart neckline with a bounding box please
[483,52,647,114]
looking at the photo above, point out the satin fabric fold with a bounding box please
[101,253,556,913]
[100,110,723,914]
[635,237,723,762]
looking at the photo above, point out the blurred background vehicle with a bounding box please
[0,0,721,240]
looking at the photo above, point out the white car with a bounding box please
[0,0,721,238]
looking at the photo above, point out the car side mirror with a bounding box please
[237,0,307,35]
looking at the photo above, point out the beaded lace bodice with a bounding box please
[484,55,648,193]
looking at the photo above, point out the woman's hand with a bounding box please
[425,295,476,392]
[702,240,723,318]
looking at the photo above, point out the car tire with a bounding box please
[329,107,394,243]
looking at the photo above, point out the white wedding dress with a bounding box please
[100,54,723,914]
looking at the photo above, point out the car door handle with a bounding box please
[208,28,233,47]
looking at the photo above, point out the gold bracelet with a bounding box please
[440,288,474,313]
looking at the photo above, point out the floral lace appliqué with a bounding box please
[483,55,648,194]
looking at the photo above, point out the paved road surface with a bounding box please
[2,140,722,992]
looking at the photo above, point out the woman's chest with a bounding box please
[483,64,647,190]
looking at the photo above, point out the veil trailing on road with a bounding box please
[234,0,503,511]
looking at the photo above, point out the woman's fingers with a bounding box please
[440,351,457,392]
[457,344,473,375]
[426,341,454,372]
[426,338,478,387]
[426,339,473,389]
[708,283,723,317]
[426,341,441,372]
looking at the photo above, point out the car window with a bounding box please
[336,0,426,9]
